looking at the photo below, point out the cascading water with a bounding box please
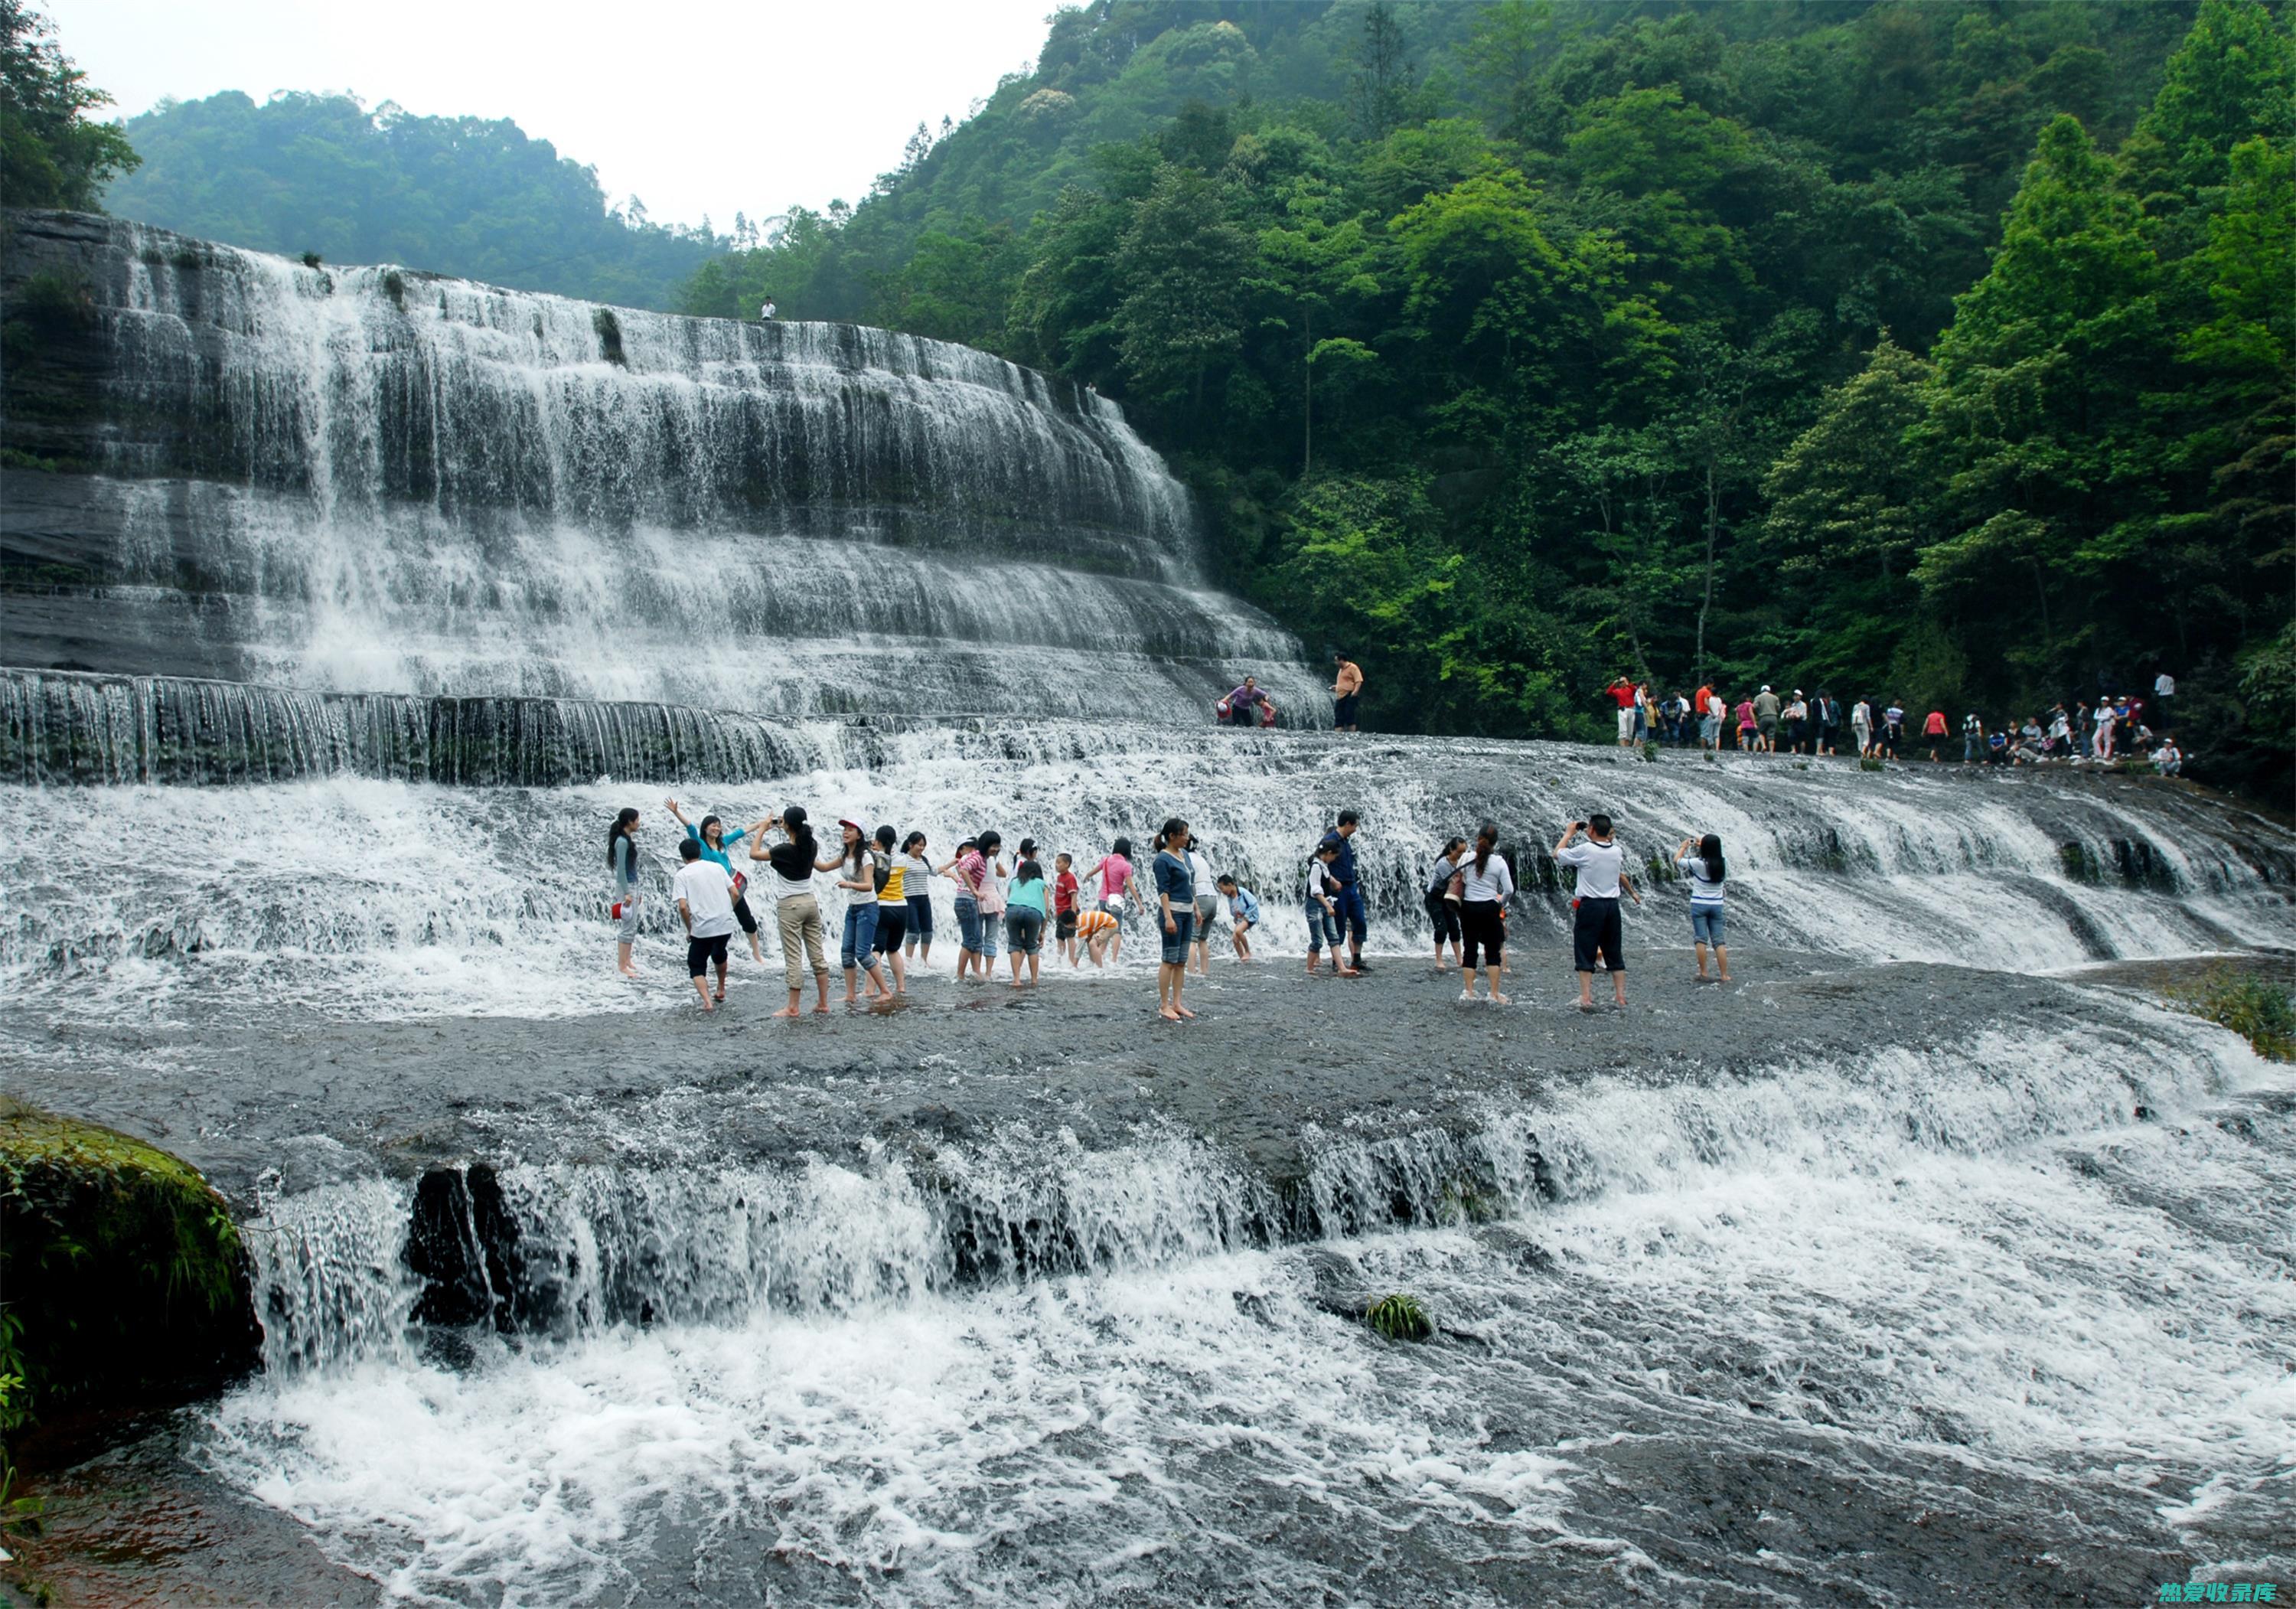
[5,211,2292,1604]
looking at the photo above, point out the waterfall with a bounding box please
[1,211,1319,722]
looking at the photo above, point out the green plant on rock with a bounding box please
[1365,1292,1431,1341]
[2167,967,2296,1061]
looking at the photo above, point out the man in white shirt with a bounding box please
[1555,814,1641,1011]
[760,298,778,321]
[672,837,739,1010]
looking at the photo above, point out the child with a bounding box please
[1053,851,1082,966]
[671,837,739,1011]
[1306,843,1357,977]
[1216,873,1259,961]
[1075,907,1120,967]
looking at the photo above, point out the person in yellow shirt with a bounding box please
[1332,652,1364,733]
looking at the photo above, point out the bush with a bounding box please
[2167,968,2296,1061]
[1365,1292,1430,1340]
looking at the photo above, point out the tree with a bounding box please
[0,0,138,210]
[1114,166,1247,416]
[1350,3,1421,142]
[1253,177,1377,475]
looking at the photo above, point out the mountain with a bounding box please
[102,90,723,310]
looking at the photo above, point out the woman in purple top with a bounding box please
[1220,676,1274,727]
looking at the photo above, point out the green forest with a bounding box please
[683,0,2293,795]
[103,90,726,309]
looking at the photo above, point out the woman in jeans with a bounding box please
[1456,823,1514,1004]
[900,831,936,969]
[748,806,832,1016]
[953,831,1005,982]
[1004,853,1050,987]
[1151,818,1197,1021]
[1675,833,1730,983]
[832,819,892,1005]
[607,807,644,977]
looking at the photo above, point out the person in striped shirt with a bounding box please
[1675,833,1730,984]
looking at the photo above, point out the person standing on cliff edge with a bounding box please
[1332,653,1363,733]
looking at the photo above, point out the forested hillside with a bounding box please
[682,0,2292,794]
[104,91,725,309]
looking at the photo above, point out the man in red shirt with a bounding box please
[1607,677,1639,748]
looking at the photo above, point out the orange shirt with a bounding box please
[1333,660,1362,697]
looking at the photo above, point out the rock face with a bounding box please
[0,209,1319,720]
[0,1099,261,1418]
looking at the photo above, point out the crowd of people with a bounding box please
[608,800,1734,1020]
[1602,671,2182,772]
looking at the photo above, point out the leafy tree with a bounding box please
[1,0,138,210]
[1114,165,1248,416]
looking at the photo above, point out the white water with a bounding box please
[197,1015,2295,1604]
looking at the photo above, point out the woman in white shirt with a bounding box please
[1186,840,1219,975]
[1456,823,1515,1004]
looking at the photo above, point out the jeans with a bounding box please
[1332,883,1367,947]
[1306,901,1339,952]
[1691,906,1726,947]
[840,901,880,972]
[1159,909,1195,965]
[954,895,982,953]
[1005,906,1044,955]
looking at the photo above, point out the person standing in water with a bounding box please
[1332,652,1364,732]
[1675,833,1730,983]
[1456,823,1515,1005]
[900,831,934,969]
[749,808,831,1017]
[1053,851,1082,966]
[1556,813,1640,1011]
[1090,837,1135,964]
[1187,837,1219,976]
[871,824,911,996]
[1304,840,1355,977]
[666,798,765,967]
[831,820,892,1005]
[671,838,739,1010]
[608,807,644,977]
[1152,818,1198,1021]
[955,831,1006,981]
[1425,837,1466,971]
[1319,811,1369,974]
[1004,853,1049,987]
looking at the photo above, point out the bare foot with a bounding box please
[813,1003,830,1015]
[1459,990,1476,1002]
[713,991,726,1003]
[770,1006,799,1018]
[1159,1008,1181,1021]
[1176,1005,1197,1019]
[1339,967,1362,978]
[618,968,639,980]
[1491,991,1512,1005]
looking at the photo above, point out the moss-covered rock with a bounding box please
[0,1101,259,1421]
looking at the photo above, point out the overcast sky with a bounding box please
[54,0,1054,230]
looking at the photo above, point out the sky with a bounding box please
[53,0,1055,230]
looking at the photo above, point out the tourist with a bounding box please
[1005,853,1049,987]
[608,806,644,978]
[1556,814,1641,1011]
[1075,906,1120,967]
[1425,836,1466,971]
[1320,810,1369,973]
[1305,841,1354,977]
[749,808,831,1017]
[1456,823,1515,1005]
[1917,707,1945,762]
[1783,690,1809,755]
[2047,705,2072,755]
[1961,711,1984,764]
[1332,652,1364,733]
[1152,818,1198,1021]
[901,831,935,968]
[2154,736,2183,776]
[671,838,739,1011]
[1753,685,1781,752]
[1052,850,1082,965]
[759,296,777,321]
[1988,726,2009,763]
[1882,700,1906,758]
[1091,837,1135,964]
[1809,690,1836,756]
[1187,837,1219,975]
[1219,675,1272,728]
[1693,680,1719,752]
[1851,696,1874,758]
[1632,681,1653,745]
[871,824,909,995]
[2093,699,2116,760]
[1217,873,1259,961]
[1607,677,1638,748]
[2154,669,2175,717]
[954,831,1006,981]
[833,820,892,1004]
[1675,833,1730,984]
[1734,693,1758,752]
[666,798,765,966]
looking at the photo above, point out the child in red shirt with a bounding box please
[1053,852,1083,965]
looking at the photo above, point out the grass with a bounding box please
[2166,967,2296,1061]
[1365,1293,1431,1341]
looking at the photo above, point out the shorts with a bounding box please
[1006,906,1044,955]
[840,902,881,971]
[1195,895,1219,932]
[732,892,759,935]
[1332,883,1366,946]
[1424,890,1461,945]
[905,893,933,938]
[1460,899,1504,968]
[1334,693,1359,726]
[1699,716,1718,744]
[686,932,729,977]
[873,905,908,954]
[1055,909,1078,939]
[1691,906,1725,947]
[1758,719,1778,741]
[1573,896,1624,973]
[615,890,642,942]
[1306,902,1339,953]
[1160,909,1195,965]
